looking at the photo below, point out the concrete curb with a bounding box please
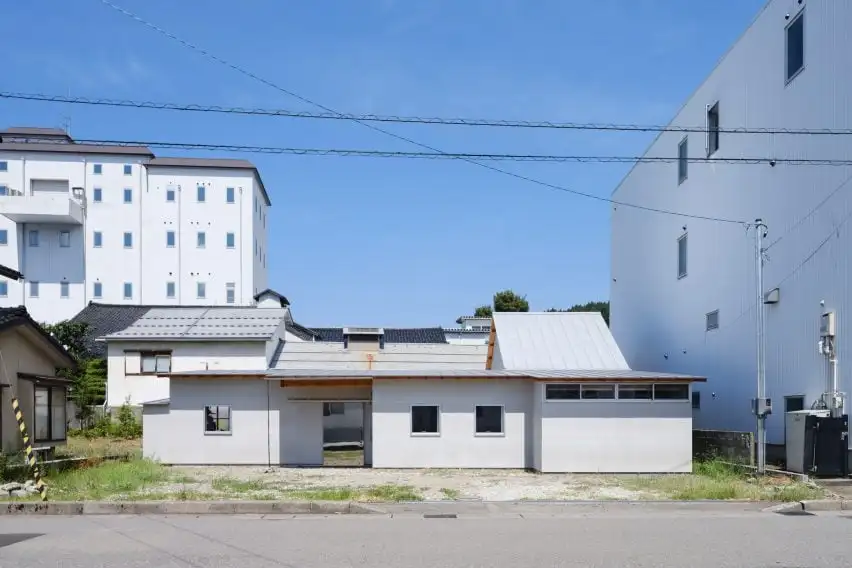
[0,501,382,516]
[771,499,852,513]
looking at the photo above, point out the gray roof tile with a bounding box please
[106,307,289,340]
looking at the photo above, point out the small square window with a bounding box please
[706,310,720,331]
[166,281,176,298]
[93,188,102,202]
[197,232,206,248]
[123,164,132,175]
[123,232,133,248]
[545,384,580,400]
[29,281,39,298]
[786,11,805,83]
[205,405,231,433]
[0,281,7,297]
[123,282,133,299]
[93,282,102,298]
[475,405,504,435]
[141,353,171,374]
[678,137,688,184]
[226,232,235,248]
[166,187,175,202]
[411,405,439,435]
[707,102,720,156]
[93,164,102,175]
[123,188,132,204]
[166,231,175,247]
[28,230,39,247]
[226,282,235,304]
[0,229,7,246]
[677,234,688,279]
[197,184,206,202]
[60,281,69,298]
[226,187,235,203]
[654,384,690,400]
[0,161,7,172]
[197,282,206,299]
[93,231,102,248]
[59,231,71,248]
[692,391,701,410]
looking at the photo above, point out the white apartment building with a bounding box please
[611,0,851,459]
[444,315,491,345]
[0,127,270,323]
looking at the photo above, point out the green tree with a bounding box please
[547,301,610,326]
[493,290,529,313]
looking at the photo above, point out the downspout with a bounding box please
[265,379,273,471]
[138,163,143,301]
[21,157,26,308]
[81,157,87,304]
[239,187,244,304]
[177,183,182,303]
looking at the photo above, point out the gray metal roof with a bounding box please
[1,126,71,137]
[147,157,270,206]
[0,141,153,156]
[104,307,289,340]
[491,312,628,370]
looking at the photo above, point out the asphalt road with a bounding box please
[1,508,850,567]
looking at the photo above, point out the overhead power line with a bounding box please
[6,90,852,136]
[97,0,748,225]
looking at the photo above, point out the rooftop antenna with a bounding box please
[60,86,72,136]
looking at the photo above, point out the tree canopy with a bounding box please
[493,290,529,313]
[546,301,610,326]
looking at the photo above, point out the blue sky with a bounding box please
[2,0,766,327]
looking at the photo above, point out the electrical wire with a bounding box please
[97,0,748,225]
[7,90,852,136]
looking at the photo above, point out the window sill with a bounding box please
[410,432,440,437]
[204,431,232,436]
[474,432,505,437]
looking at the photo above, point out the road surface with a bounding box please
[1,506,850,567]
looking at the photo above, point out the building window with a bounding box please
[141,352,171,374]
[654,384,690,400]
[166,231,176,247]
[93,282,102,298]
[411,405,439,435]
[166,187,176,202]
[28,230,39,247]
[35,386,67,442]
[786,10,805,83]
[0,229,7,245]
[707,102,720,156]
[692,391,701,409]
[226,187,235,203]
[474,405,504,435]
[618,384,653,400]
[581,384,616,400]
[197,184,206,202]
[678,137,688,184]
[0,161,7,171]
[254,238,257,256]
[706,310,720,331]
[166,281,176,298]
[93,187,102,202]
[0,185,7,196]
[60,281,69,298]
[123,282,132,300]
[205,405,231,434]
[29,281,39,297]
[93,164,102,175]
[0,281,7,297]
[92,231,104,248]
[545,384,580,400]
[123,188,132,204]
[59,231,71,248]
[124,164,132,175]
[123,232,133,248]
[323,402,345,416]
[197,282,206,299]
[197,232,206,248]
[677,233,687,279]
[226,282,235,304]
[226,232,235,248]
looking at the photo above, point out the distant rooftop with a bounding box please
[286,325,447,344]
[1,126,72,139]
[104,307,290,341]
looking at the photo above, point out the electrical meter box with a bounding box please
[786,410,829,473]
[820,311,836,337]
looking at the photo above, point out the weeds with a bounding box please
[211,477,268,492]
[43,459,168,500]
[439,487,461,500]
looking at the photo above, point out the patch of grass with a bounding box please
[171,474,198,484]
[127,490,220,501]
[211,477,268,492]
[59,437,142,459]
[279,484,422,502]
[281,487,360,501]
[364,484,421,502]
[439,487,461,500]
[43,459,168,500]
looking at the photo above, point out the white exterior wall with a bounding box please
[107,340,267,407]
[0,153,267,323]
[611,0,852,447]
[443,331,490,345]
[371,379,531,468]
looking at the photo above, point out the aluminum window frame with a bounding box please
[474,404,505,437]
[410,404,441,437]
[204,405,232,435]
[785,8,805,85]
[678,136,688,184]
[677,233,688,279]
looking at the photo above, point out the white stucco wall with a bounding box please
[371,379,531,468]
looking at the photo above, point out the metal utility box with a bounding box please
[786,410,849,476]
[786,410,828,474]
[820,311,836,337]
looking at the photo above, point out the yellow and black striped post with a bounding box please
[10,397,47,501]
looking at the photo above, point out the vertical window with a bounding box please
[786,11,805,82]
[93,164,102,175]
[197,184,206,202]
[166,187,175,202]
[28,230,39,247]
[93,282,102,298]
[706,310,720,330]
[0,281,7,297]
[35,388,49,440]
[205,405,231,433]
[166,231,175,247]
[0,229,7,245]
[166,281,176,298]
[123,232,133,248]
[254,238,257,256]
[411,405,439,435]
[0,185,7,196]
[226,232,235,248]
[474,405,504,435]
[123,282,132,299]
[197,231,206,248]
[93,187,102,202]
[692,391,701,409]
[0,161,7,171]
[59,231,71,248]
[93,231,102,248]
[707,102,720,156]
[123,164,132,175]
[226,282,235,304]
[678,137,688,184]
[677,233,688,279]
[60,281,70,298]
[34,386,66,442]
[29,281,39,298]
[197,281,206,299]
[226,187,235,203]
[123,188,132,203]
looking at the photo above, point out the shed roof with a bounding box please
[490,312,628,370]
[104,306,289,340]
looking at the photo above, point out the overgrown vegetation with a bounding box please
[67,403,142,440]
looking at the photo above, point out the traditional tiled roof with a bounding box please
[105,307,289,340]
[71,303,155,357]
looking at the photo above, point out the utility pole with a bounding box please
[753,219,771,474]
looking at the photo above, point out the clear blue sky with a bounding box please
[2,0,766,327]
